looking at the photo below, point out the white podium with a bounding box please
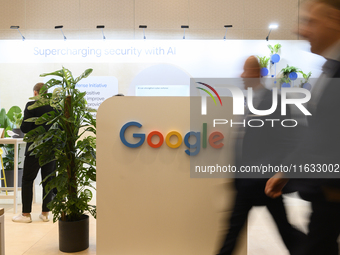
[97,97,246,255]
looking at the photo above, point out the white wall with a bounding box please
[0,40,325,111]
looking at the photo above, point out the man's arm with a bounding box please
[265,173,289,198]
[20,102,35,133]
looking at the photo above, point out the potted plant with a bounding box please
[0,106,22,137]
[299,70,312,90]
[268,43,282,64]
[257,56,270,76]
[279,65,301,87]
[0,145,23,187]
[268,43,282,55]
[23,67,96,252]
[280,77,291,88]
[0,107,24,187]
[280,65,300,77]
[12,111,24,138]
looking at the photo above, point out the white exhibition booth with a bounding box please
[0,39,324,254]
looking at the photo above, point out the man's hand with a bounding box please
[265,173,289,198]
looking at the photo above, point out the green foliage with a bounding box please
[13,112,23,128]
[280,77,291,85]
[0,109,14,137]
[24,67,96,223]
[7,106,21,123]
[267,43,282,55]
[279,65,301,85]
[0,106,22,135]
[257,56,270,68]
[274,43,281,54]
[299,70,312,84]
[0,106,23,171]
[280,65,301,77]
[0,144,22,171]
[1,145,14,171]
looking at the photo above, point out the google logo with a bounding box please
[120,121,224,156]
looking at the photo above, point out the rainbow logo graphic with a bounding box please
[196,82,223,106]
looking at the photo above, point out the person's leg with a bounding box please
[13,156,40,223]
[40,160,55,214]
[302,200,340,255]
[217,192,252,255]
[266,196,306,255]
[21,156,41,214]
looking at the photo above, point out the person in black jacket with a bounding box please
[12,83,55,223]
[265,1,340,254]
[217,56,305,255]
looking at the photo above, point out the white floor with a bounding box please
[0,187,311,255]
[0,184,96,255]
[247,194,311,255]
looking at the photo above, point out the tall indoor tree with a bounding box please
[23,67,96,252]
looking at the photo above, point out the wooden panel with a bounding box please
[189,0,244,29]
[135,0,189,29]
[26,0,80,30]
[79,0,134,29]
[0,0,26,30]
[244,0,299,30]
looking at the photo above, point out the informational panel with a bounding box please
[43,76,118,112]
[76,76,118,109]
[97,97,246,255]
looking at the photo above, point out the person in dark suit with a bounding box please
[217,56,305,255]
[12,83,55,223]
[265,1,340,254]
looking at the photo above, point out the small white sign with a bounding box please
[136,85,189,97]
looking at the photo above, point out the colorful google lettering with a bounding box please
[120,121,224,156]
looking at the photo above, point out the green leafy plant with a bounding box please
[268,43,282,55]
[0,145,21,171]
[280,77,291,85]
[24,67,96,223]
[0,106,21,136]
[0,106,23,171]
[299,70,312,85]
[257,56,270,68]
[0,108,13,136]
[1,145,14,171]
[280,65,301,78]
[13,112,23,128]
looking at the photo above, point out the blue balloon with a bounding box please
[271,54,280,63]
[282,83,291,88]
[261,67,269,76]
[302,83,312,90]
[289,72,298,80]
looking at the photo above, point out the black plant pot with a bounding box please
[1,168,23,187]
[12,128,24,138]
[59,214,89,253]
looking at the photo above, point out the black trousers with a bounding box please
[301,199,340,255]
[217,192,305,255]
[21,156,55,213]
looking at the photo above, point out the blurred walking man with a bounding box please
[266,1,340,254]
